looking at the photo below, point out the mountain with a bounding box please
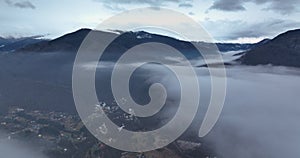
[17,29,92,53]
[16,28,265,55]
[215,39,270,52]
[0,36,47,52]
[17,29,199,53]
[241,29,300,67]
[0,37,16,45]
[16,29,205,60]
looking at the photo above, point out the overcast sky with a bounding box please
[0,0,299,43]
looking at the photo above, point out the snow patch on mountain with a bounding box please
[137,34,152,39]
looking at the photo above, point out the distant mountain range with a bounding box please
[241,29,300,67]
[3,28,300,67]
[0,36,48,52]
[215,39,270,52]
[13,28,266,54]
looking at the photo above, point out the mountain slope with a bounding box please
[17,29,93,53]
[0,36,47,52]
[215,39,270,52]
[241,29,300,67]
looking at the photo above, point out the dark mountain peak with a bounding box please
[257,38,271,44]
[277,29,300,37]
[0,36,6,40]
[17,28,118,53]
[241,28,300,67]
[76,28,92,32]
[268,29,300,43]
[51,28,91,42]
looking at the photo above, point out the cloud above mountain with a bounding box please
[209,0,299,14]
[203,18,300,42]
[5,0,35,9]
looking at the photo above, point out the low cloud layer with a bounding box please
[153,65,300,158]
[0,132,47,158]
[209,0,299,14]
[206,66,300,158]
[5,0,35,9]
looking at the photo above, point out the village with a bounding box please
[0,105,213,158]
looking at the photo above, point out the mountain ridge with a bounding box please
[241,29,300,67]
[0,36,48,52]
[15,28,267,54]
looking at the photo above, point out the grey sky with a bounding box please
[0,0,299,43]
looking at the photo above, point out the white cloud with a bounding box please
[202,18,300,42]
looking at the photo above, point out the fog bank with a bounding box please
[0,132,47,158]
